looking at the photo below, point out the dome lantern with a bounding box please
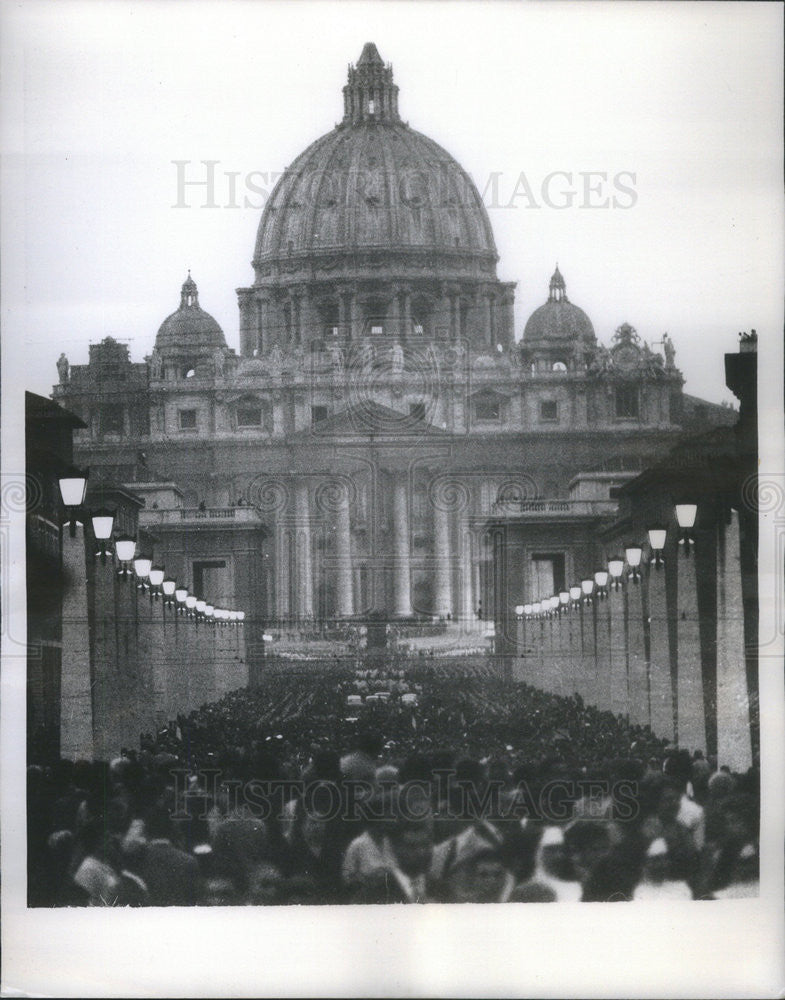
[180,271,199,309]
[343,42,400,124]
[548,265,567,304]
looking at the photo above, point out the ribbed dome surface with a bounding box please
[254,123,497,264]
[523,300,595,343]
[155,275,227,355]
[253,45,497,270]
[523,267,595,344]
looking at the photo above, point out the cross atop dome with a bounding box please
[548,265,568,304]
[180,272,199,309]
[343,42,400,124]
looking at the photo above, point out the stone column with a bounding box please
[400,285,412,340]
[449,286,461,341]
[392,478,412,616]
[275,515,290,621]
[647,561,674,741]
[334,483,354,616]
[238,290,254,357]
[60,528,94,760]
[485,293,495,348]
[501,288,515,349]
[389,285,401,338]
[349,291,360,341]
[676,547,707,753]
[716,511,751,770]
[337,287,349,340]
[433,503,452,618]
[292,290,303,347]
[294,481,313,618]
[257,297,270,355]
[460,518,474,622]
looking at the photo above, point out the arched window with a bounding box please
[552,361,568,372]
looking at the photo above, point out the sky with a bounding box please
[2,0,783,404]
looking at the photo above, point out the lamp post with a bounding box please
[608,555,625,592]
[675,503,697,556]
[594,569,609,600]
[148,565,165,604]
[162,578,177,607]
[134,555,152,591]
[625,543,643,584]
[58,467,88,537]
[90,509,115,563]
[647,527,667,569]
[115,535,136,579]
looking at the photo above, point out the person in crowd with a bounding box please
[632,837,693,900]
[26,659,758,907]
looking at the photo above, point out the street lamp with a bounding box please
[237,611,245,624]
[594,569,609,599]
[115,534,136,579]
[175,585,188,614]
[569,585,582,610]
[162,578,177,606]
[148,565,165,602]
[608,555,625,591]
[185,594,197,618]
[581,578,595,604]
[90,508,115,563]
[559,591,570,615]
[675,503,697,556]
[58,467,88,537]
[134,555,152,590]
[647,527,667,568]
[515,605,524,619]
[625,543,643,584]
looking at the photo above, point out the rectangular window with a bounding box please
[311,405,328,426]
[237,406,262,427]
[539,400,558,422]
[413,323,424,336]
[474,397,501,421]
[615,385,639,419]
[178,409,197,430]
[370,324,383,335]
[531,553,566,597]
[409,402,426,421]
[101,404,124,435]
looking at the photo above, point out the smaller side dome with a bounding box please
[155,273,227,357]
[523,267,595,346]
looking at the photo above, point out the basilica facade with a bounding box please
[52,43,732,672]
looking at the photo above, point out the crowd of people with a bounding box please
[27,661,759,906]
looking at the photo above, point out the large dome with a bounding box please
[523,267,595,345]
[253,43,497,272]
[155,274,227,355]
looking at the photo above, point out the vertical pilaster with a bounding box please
[433,503,452,618]
[335,484,354,616]
[294,481,314,618]
[392,478,412,616]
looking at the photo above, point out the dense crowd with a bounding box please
[27,663,759,906]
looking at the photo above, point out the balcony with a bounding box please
[491,499,618,519]
[138,506,262,528]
